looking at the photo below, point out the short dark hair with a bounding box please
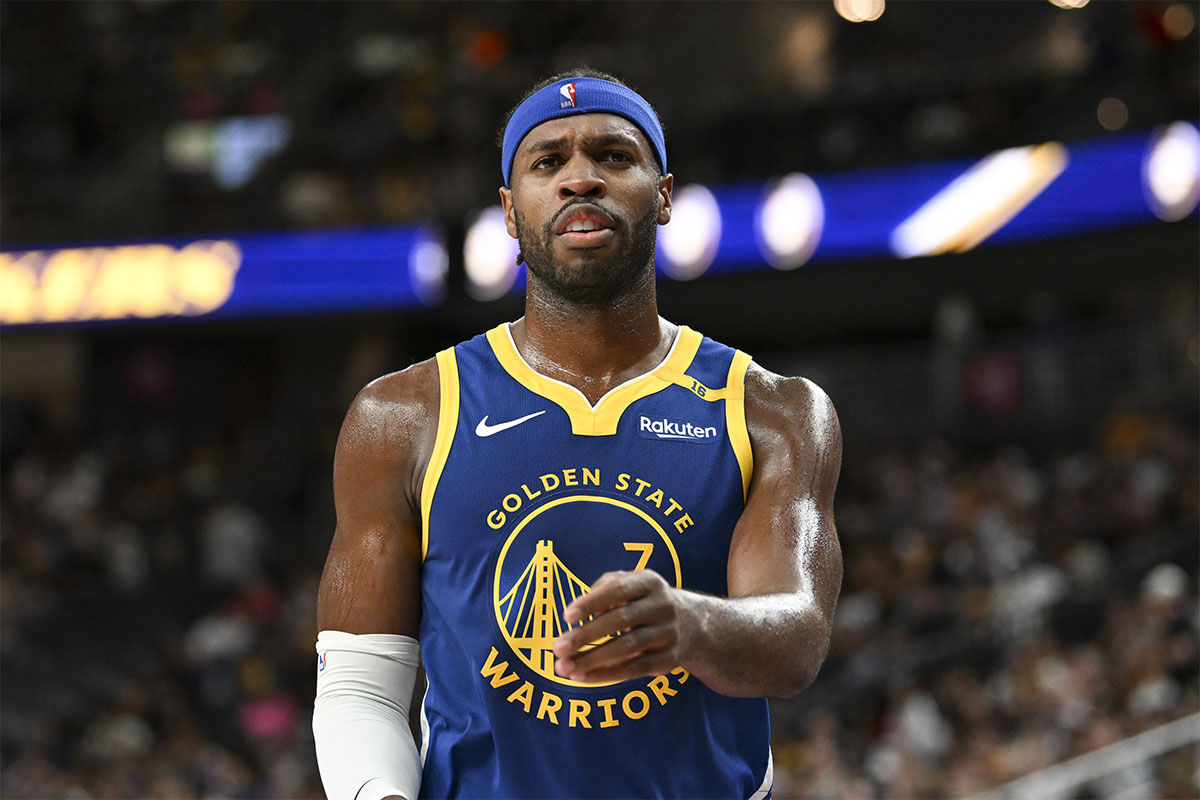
[497,67,665,173]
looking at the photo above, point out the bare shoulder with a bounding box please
[343,356,440,438]
[335,356,442,506]
[743,362,840,450]
[742,362,842,497]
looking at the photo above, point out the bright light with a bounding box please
[409,233,448,306]
[1096,97,1129,131]
[780,14,833,93]
[755,174,825,269]
[833,0,885,22]
[164,115,292,190]
[464,206,520,300]
[1163,3,1196,40]
[890,143,1069,258]
[658,185,722,280]
[213,116,292,190]
[1143,122,1200,222]
[1047,0,1089,8]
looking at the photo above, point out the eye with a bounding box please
[532,155,562,169]
[602,151,632,163]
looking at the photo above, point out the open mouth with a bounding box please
[561,227,615,245]
[555,206,616,246]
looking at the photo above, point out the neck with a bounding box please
[511,274,675,405]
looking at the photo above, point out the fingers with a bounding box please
[559,651,674,686]
[555,601,670,661]
[562,569,661,626]
[553,617,675,682]
[553,570,679,683]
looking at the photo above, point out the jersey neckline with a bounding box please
[485,322,703,436]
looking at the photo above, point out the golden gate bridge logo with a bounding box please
[490,494,683,687]
[497,539,613,681]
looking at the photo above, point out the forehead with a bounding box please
[515,113,653,156]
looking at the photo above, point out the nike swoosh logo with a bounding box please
[475,410,547,437]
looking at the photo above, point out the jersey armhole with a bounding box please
[725,350,753,503]
[421,347,460,560]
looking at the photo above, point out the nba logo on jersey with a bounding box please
[559,82,577,108]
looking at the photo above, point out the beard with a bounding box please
[516,200,658,306]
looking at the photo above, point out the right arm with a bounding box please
[313,359,440,800]
[318,357,439,637]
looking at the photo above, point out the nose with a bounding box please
[557,154,606,200]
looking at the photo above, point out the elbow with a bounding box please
[771,621,833,699]
[770,659,822,700]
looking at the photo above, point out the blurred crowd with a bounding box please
[773,410,1198,799]
[1,418,328,798]
[3,1,1196,245]
[2,3,1197,798]
[1,381,1195,798]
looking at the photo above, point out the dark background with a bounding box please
[1,2,1197,798]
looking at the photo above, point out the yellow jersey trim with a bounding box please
[485,324,704,436]
[422,347,460,560]
[725,350,754,502]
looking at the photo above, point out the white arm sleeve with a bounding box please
[312,630,422,800]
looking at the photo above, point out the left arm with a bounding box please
[552,365,843,697]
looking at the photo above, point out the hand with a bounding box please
[551,569,696,684]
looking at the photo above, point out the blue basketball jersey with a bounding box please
[417,323,772,799]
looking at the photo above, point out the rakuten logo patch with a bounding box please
[638,415,719,443]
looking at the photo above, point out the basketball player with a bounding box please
[312,70,843,799]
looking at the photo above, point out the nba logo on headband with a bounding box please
[501,76,666,186]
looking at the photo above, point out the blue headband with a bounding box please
[501,77,667,187]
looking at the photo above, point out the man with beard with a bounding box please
[312,70,843,800]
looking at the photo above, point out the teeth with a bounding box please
[566,219,601,232]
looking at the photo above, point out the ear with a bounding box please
[656,173,674,225]
[499,187,518,239]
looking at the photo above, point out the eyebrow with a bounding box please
[524,132,643,156]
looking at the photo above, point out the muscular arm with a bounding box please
[317,359,439,637]
[552,364,843,698]
[313,361,439,800]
